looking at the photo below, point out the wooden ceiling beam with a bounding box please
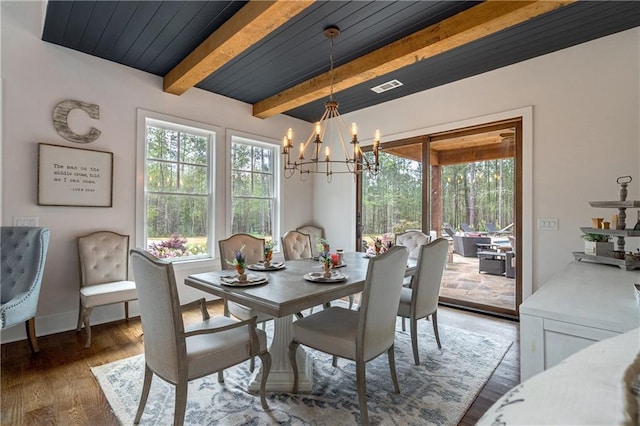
[163,0,314,95]
[433,143,515,166]
[253,0,576,119]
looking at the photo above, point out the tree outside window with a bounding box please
[230,137,277,243]
[144,122,212,259]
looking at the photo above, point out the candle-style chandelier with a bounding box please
[282,26,380,181]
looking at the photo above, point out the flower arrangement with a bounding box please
[370,235,394,255]
[264,239,276,266]
[316,238,333,275]
[226,245,247,274]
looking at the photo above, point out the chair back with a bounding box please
[460,223,473,233]
[395,230,430,259]
[281,230,312,260]
[218,234,265,270]
[0,227,50,327]
[508,235,516,254]
[77,231,129,287]
[296,225,324,258]
[130,249,184,383]
[411,238,449,318]
[358,245,409,361]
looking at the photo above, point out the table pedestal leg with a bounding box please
[248,315,313,392]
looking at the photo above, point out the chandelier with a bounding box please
[282,26,380,181]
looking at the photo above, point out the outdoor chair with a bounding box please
[288,246,409,425]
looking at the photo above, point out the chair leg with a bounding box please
[348,294,354,310]
[258,351,272,410]
[217,371,224,383]
[401,317,406,332]
[356,360,369,426]
[26,318,39,353]
[223,300,230,317]
[76,300,83,331]
[411,317,420,365]
[432,311,442,349]
[250,357,255,372]
[83,307,93,348]
[173,380,188,426]
[387,345,400,394]
[134,364,154,424]
[125,301,129,320]
[332,355,338,367]
[288,341,300,392]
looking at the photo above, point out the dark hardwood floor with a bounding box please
[1,301,519,425]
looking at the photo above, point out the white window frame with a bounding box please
[226,130,281,251]
[136,109,220,260]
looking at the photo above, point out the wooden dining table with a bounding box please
[185,251,414,392]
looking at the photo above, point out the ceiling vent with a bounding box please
[370,79,403,94]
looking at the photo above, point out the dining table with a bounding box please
[185,251,415,392]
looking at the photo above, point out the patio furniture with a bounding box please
[453,235,491,257]
[478,250,506,275]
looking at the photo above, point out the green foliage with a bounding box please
[581,233,610,242]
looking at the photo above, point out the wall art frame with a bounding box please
[37,143,113,207]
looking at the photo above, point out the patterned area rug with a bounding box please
[92,314,512,425]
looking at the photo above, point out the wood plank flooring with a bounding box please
[1,301,519,425]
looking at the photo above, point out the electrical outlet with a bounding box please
[537,218,558,231]
[12,216,39,226]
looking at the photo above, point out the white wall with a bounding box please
[1,1,312,342]
[315,27,640,295]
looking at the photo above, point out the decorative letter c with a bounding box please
[52,100,101,144]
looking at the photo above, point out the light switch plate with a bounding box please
[537,218,558,231]
[12,216,39,226]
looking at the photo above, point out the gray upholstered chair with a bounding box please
[218,233,272,325]
[296,224,324,258]
[130,249,271,426]
[395,229,431,290]
[281,230,312,260]
[397,238,449,365]
[219,234,272,371]
[289,245,409,425]
[395,230,431,259]
[1,227,50,353]
[77,231,137,348]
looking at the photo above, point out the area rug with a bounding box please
[92,315,512,425]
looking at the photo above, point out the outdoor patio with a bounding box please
[439,253,516,312]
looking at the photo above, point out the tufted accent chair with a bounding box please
[395,230,431,260]
[296,225,324,258]
[77,231,137,348]
[1,227,50,353]
[281,230,312,260]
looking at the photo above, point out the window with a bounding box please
[140,115,215,259]
[229,134,279,245]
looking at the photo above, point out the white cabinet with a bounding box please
[520,261,639,380]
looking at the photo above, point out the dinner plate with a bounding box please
[220,274,268,287]
[303,271,348,283]
[246,262,286,271]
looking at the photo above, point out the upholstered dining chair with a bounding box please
[218,233,272,324]
[289,245,409,425]
[281,230,312,260]
[219,234,272,371]
[77,231,137,348]
[296,224,324,258]
[397,238,449,365]
[395,229,431,293]
[130,249,271,426]
[1,227,50,353]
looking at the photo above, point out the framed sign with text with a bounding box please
[38,143,113,207]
